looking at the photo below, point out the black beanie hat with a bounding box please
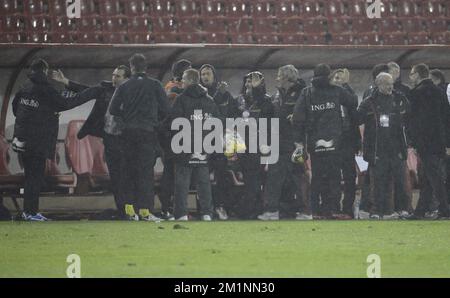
[172,59,192,81]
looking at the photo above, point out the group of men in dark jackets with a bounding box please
[11,54,450,221]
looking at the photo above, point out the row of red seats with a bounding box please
[2,15,448,36]
[2,0,449,18]
[2,31,448,45]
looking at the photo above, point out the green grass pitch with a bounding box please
[1,220,450,277]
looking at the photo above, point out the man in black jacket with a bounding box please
[409,64,450,219]
[200,64,241,220]
[236,71,275,219]
[171,69,222,221]
[109,54,169,221]
[293,64,357,218]
[258,64,309,221]
[430,69,450,205]
[330,68,360,218]
[357,73,411,219]
[52,65,131,219]
[12,58,104,221]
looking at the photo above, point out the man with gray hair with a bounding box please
[357,72,411,220]
[258,64,307,220]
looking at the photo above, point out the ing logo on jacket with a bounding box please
[19,97,39,108]
[311,102,336,111]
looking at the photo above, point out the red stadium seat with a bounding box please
[408,32,432,45]
[103,17,128,32]
[279,33,306,44]
[423,0,441,17]
[229,33,255,44]
[303,18,326,34]
[381,33,408,45]
[304,33,328,45]
[426,18,448,33]
[330,33,354,45]
[351,18,375,33]
[153,32,179,43]
[152,17,178,33]
[177,32,205,43]
[253,18,277,34]
[1,15,28,32]
[397,0,421,17]
[353,33,380,45]
[347,0,366,17]
[253,1,277,18]
[398,18,425,32]
[433,31,450,44]
[301,1,326,18]
[205,32,231,43]
[0,137,24,191]
[325,0,345,17]
[204,0,227,17]
[327,18,351,34]
[99,0,120,16]
[279,18,303,34]
[86,136,109,189]
[227,1,251,18]
[376,18,401,34]
[225,17,253,34]
[276,1,301,18]
[177,17,201,33]
[128,16,151,32]
[203,18,227,34]
[175,0,202,17]
[27,0,51,15]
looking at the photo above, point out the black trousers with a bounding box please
[21,152,46,214]
[447,156,450,205]
[371,154,408,216]
[238,153,263,219]
[158,156,175,213]
[263,153,310,215]
[173,164,213,218]
[310,152,341,216]
[120,129,157,211]
[341,142,357,215]
[415,154,449,217]
[103,134,124,216]
[210,154,229,209]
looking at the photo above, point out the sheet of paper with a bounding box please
[355,156,368,172]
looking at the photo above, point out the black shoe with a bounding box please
[159,211,175,221]
[405,214,424,220]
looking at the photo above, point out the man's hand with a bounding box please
[51,69,69,86]
[446,148,450,156]
[217,81,228,94]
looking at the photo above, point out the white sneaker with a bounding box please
[370,214,381,220]
[215,207,228,220]
[358,210,370,220]
[383,212,400,220]
[127,214,139,221]
[399,210,410,218]
[257,211,279,221]
[177,215,189,221]
[295,213,313,220]
[141,213,163,222]
[202,215,212,221]
[22,212,31,221]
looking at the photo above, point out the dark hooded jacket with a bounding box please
[170,84,222,166]
[200,64,241,119]
[12,71,104,157]
[272,79,306,154]
[409,78,449,156]
[292,75,357,155]
[357,89,411,164]
[236,74,275,155]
